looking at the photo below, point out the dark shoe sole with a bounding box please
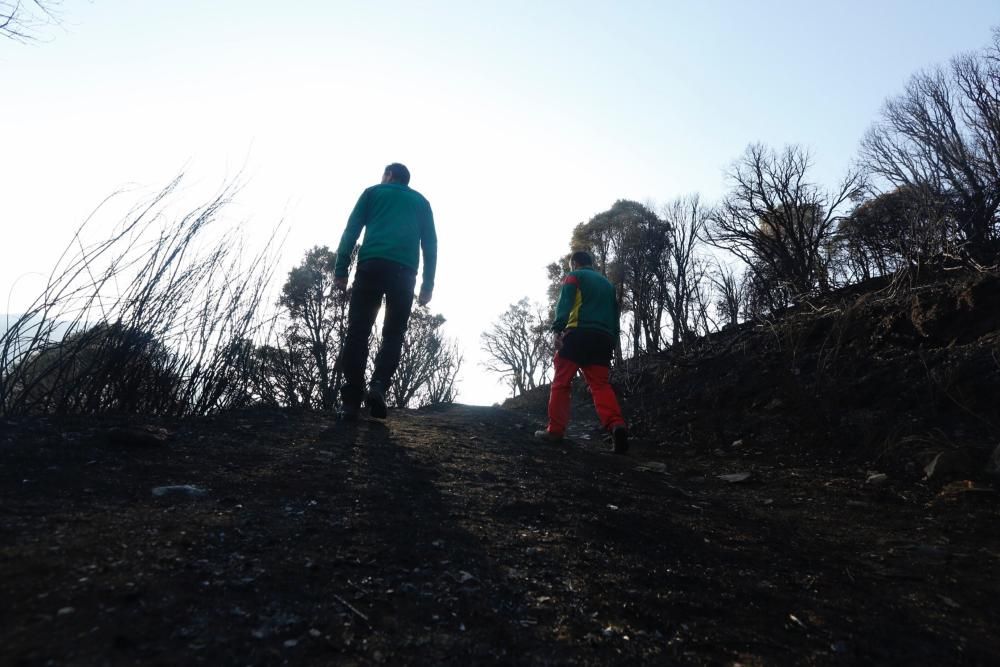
[613,427,629,455]
[366,392,387,419]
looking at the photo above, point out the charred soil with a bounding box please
[2,270,1000,665]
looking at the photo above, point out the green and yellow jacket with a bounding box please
[334,183,437,292]
[552,266,619,338]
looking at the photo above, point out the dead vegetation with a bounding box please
[592,268,1000,485]
[0,175,281,417]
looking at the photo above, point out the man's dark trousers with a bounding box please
[338,259,417,406]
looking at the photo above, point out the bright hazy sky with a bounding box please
[2,1,997,405]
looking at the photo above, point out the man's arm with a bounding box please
[418,202,437,306]
[334,189,369,283]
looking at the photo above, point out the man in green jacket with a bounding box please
[535,250,628,453]
[333,163,437,420]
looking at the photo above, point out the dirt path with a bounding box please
[1,405,998,665]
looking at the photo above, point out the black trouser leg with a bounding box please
[339,268,383,406]
[372,266,416,388]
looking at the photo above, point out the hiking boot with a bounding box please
[612,425,629,455]
[337,402,360,422]
[366,383,388,419]
[534,429,564,443]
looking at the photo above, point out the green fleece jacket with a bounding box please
[551,266,620,337]
[334,183,437,292]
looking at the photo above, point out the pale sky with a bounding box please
[2,1,996,405]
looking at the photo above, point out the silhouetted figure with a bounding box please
[535,250,628,454]
[334,163,437,420]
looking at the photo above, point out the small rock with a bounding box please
[765,398,784,410]
[152,485,208,498]
[57,607,75,616]
[731,439,744,448]
[718,472,752,483]
[283,639,298,648]
[635,461,668,473]
[309,629,321,638]
[865,472,888,485]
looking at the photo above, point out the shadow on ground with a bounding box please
[2,399,998,665]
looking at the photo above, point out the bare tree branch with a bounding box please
[0,1,61,42]
[706,143,863,301]
[860,31,1000,263]
[480,298,550,397]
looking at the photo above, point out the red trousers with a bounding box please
[547,353,626,436]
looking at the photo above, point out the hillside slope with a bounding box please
[511,269,1000,482]
[2,394,998,665]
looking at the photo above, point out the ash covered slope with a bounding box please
[511,269,1000,482]
[3,268,1000,666]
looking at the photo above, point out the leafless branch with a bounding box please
[0,1,62,42]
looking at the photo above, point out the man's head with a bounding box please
[382,163,411,185]
[569,250,594,271]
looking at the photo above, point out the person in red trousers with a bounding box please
[535,250,628,454]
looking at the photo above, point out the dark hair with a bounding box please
[384,163,411,185]
[570,250,594,267]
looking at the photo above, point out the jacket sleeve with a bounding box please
[419,201,437,293]
[334,189,369,277]
[551,275,579,332]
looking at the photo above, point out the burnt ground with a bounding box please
[2,270,1000,666]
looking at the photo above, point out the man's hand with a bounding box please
[334,276,349,293]
[553,331,565,350]
[417,288,432,307]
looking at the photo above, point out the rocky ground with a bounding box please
[2,269,999,665]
